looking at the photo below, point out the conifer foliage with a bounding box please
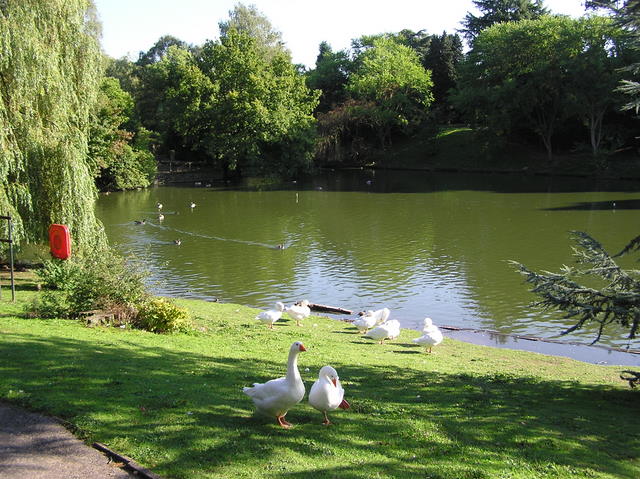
[0,0,105,250]
[513,231,640,344]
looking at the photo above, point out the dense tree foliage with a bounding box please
[460,0,548,43]
[135,45,215,159]
[513,231,640,344]
[453,15,633,161]
[136,35,189,66]
[347,37,433,149]
[421,32,464,110]
[218,2,286,59]
[588,1,640,113]
[119,5,318,179]
[310,35,436,164]
[0,0,106,250]
[306,42,351,113]
[370,30,464,116]
[199,29,318,176]
[88,77,156,191]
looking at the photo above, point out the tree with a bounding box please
[588,1,640,113]
[88,77,157,191]
[199,29,318,176]
[105,56,140,96]
[218,3,286,59]
[141,46,216,157]
[306,42,351,112]
[422,32,464,109]
[455,15,636,161]
[568,17,630,156]
[460,0,548,43]
[454,16,596,162]
[361,30,463,116]
[0,0,105,250]
[512,231,640,346]
[136,35,189,66]
[347,37,434,149]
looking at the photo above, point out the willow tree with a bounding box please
[0,0,106,251]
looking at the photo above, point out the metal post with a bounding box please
[0,215,15,301]
[8,217,14,301]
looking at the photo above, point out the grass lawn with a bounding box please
[0,273,638,479]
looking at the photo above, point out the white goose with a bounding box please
[243,341,307,428]
[256,302,285,329]
[353,313,377,334]
[386,319,401,340]
[365,319,400,344]
[308,365,350,425]
[286,299,311,326]
[413,317,443,353]
[370,307,391,325]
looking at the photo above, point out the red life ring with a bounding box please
[49,224,71,260]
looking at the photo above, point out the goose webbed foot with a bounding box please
[277,415,292,428]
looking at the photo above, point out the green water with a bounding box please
[96,169,640,349]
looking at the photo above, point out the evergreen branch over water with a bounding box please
[512,231,640,344]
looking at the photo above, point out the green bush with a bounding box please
[32,250,192,334]
[36,259,83,290]
[134,297,191,333]
[31,249,148,319]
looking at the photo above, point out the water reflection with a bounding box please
[96,170,640,355]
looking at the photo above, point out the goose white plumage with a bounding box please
[386,319,401,340]
[243,341,307,428]
[413,317,443,353]
[353,313,377,334]
[308,365,350,425]
[365,319,400,344]
[371,307,391,325]
[256,302,285,329]
[286,299,311,326]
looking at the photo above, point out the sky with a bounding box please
[94,0,589,68]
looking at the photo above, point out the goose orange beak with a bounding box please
[332,378,337,387]
[299,344,307,351]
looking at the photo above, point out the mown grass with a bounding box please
[0,273,638,479]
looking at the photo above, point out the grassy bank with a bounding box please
[376,126,640,179]
[0,274,638,479]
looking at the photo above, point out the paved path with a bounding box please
[0,402,133,479]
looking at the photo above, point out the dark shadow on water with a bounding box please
[221,170,640,195]
[543,199,640,211]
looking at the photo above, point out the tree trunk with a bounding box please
[589,109,605,157]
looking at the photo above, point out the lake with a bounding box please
[96,169,640,363]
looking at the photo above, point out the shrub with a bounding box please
[37,259,83,290]
[134,297,191,333]
[32,249,148,319]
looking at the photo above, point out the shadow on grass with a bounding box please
[0,332,638,479]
